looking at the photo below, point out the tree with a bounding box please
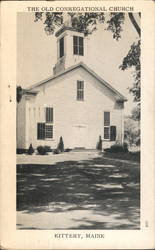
[124,116,140,147]
[34,12,141,119]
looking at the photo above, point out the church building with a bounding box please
[17,17,127,151]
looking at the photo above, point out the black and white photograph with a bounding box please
[16,11,141,230]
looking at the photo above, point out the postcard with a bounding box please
[0,1,155,249]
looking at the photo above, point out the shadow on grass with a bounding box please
[17,157,140,229]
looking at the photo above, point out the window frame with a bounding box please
[77,80,84,101]
[37,107,54,141]
[73,36,84,56]
[103,111,110,140]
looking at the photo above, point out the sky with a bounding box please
[17,12,140,115]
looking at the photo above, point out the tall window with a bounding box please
[77,80,84,101]
[37,107,54,140]
[104,112,110,140]
[59,37,64,58]
[46,107,53,123]
[73,36,84,56]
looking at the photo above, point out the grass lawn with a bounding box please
[17,156,140,230]
[103,151,140,162]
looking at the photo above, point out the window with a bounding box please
[45,124,53,139]
[37,123,45,140]
[103,112,117,141]
[73,36,84,56]
[77,80,84,101]
[59,37,64,58]
[104,112,110,140]
[46,107,53,123]
[37,107,54,140]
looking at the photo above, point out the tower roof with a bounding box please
[55,25,83,37]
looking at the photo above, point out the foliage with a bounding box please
[97,135,102,150]
[107,13,125,40]
[57,136,64,152]
[53,148,60,154]
[64,148,72,152]
[28,144,34,155]
[131,105,140,121]
[35,12,63,35]
[44,145,52,152]
[124,116,140,146]
[120,40,141,103]
[37,146,47,155]
[104,142,128,153]
[35,12,105,36]
[17,148,27,154]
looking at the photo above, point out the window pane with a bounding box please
[37,123,45,140]
[73,45,78,55]
[79,37,83,46]
[59,37,64,58]
[73,36,84,56]
[45,125,53,139]
[104,112,110,126]
[46,108,53,123]
[73,36,78,46]
[104,127,110,139]
[77,81,84,100]
[79,46,84,56]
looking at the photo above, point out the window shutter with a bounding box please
[110,126,116,141]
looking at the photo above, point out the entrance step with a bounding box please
[72,148,99,153]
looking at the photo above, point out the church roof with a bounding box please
[27,62,127,102]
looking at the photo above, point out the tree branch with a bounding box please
[128,13,141,37]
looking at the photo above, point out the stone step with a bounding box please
[72,148,99,153]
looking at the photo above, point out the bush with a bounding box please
[57,136,64,152]
[17,148,27,154]
[64,148,72,152]
[53,149,60,154]
[104,143,128,153]
[97,135,102,150]
[37,146,47,155]
[28,144,34,155]
[44,146,52,152]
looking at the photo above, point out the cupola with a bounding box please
[53,14,86,75]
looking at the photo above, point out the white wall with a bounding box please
[21,67,124,149]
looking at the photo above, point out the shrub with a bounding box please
[44,146,52,152]
[28,144,34,155]
[64,148,72,152]
[104,143,128,153]
[37,146,47,155]
[17,148,27,154]
[97,135,102,150]
[57,136,64,152]
[53,149,60,154]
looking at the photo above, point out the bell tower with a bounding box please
[53,14,85,75]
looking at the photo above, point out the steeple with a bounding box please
[53,13,86,75]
